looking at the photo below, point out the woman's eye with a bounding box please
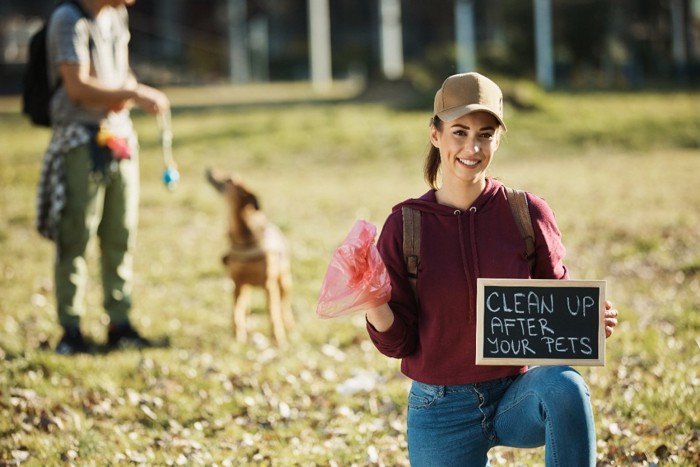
[453,130,466,137]
[480,133,494,140]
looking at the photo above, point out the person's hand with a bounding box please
[134,84,170,115]
[604,300,619,338]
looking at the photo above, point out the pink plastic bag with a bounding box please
[316,220,391,319]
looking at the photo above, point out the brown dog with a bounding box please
[206,168,294,345]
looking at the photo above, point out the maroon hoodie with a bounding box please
[367,178,569,385]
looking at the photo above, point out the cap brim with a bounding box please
[437,104,507,132]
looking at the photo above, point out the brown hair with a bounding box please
[423,116,442,190]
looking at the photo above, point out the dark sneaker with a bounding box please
[55,326,90,355]
[107,322,168,350]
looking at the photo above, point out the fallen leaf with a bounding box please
[140,404,158,420]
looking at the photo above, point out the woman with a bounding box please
[364,72,619,466]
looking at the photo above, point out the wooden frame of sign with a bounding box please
[476,278,606,366]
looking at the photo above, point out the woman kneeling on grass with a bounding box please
[363,73,619,466]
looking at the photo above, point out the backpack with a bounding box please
[21,0,90,127]
[402,187,536,300]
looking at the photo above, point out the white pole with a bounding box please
[308,0,332,92]
[228,0,249,83]
[380,0,404,80]
[156,0,182,57]
[534,0,554,89]
[249,16,269,82]
[691,0,700,62]
[670,0,687,69]
[455,0,476,73]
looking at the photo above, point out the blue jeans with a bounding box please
[407,366,595,466]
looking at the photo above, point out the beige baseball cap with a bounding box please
[433,72,507,131]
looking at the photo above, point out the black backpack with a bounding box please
[21,0,90,127]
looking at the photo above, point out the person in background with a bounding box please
[39,0,169,354]
[363,72,619,465]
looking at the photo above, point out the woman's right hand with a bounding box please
[366,302,395,332]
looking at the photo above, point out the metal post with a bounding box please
[156,0,183,58]
[249,16,269,82]
[455,0,476,72]
[228,0,249,83]
[691,0,700,63]
[670,0,687,71]
[534,0,554,89]
[308,0,332,92]
[380,0,404,80]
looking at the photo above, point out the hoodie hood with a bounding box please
[391,178,504,215]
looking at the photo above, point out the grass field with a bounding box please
[1,82,699,466]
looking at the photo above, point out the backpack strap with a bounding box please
[401,190,536,300]
[401,206,421,301]
[505,187,537,274]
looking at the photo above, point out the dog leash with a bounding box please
[157,109,180,191]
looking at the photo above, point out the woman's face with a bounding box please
[431,111,501,189]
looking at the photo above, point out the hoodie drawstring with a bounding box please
[468,206,481,280]
[456,207,480,323]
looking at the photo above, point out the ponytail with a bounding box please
[423,117,442,189]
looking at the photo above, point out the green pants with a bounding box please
[55,142,139,328]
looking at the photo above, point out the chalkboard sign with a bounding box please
[476,279,606,366]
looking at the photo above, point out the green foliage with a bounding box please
[1,86,699,465]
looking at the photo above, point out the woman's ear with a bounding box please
[430,125,440,148]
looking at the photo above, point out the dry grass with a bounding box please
[1,85,699,465]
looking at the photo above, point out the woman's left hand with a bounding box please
[604,300,619,338]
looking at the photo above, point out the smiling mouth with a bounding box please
[458,158,480,167]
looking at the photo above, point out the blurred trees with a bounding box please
[0,0,697,92]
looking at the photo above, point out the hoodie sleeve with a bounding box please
[527,193,570,280]
[366,208,420,358]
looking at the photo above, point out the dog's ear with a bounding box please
[248,192,260,210]
[205,168,230,193]
[232,178,261,210]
